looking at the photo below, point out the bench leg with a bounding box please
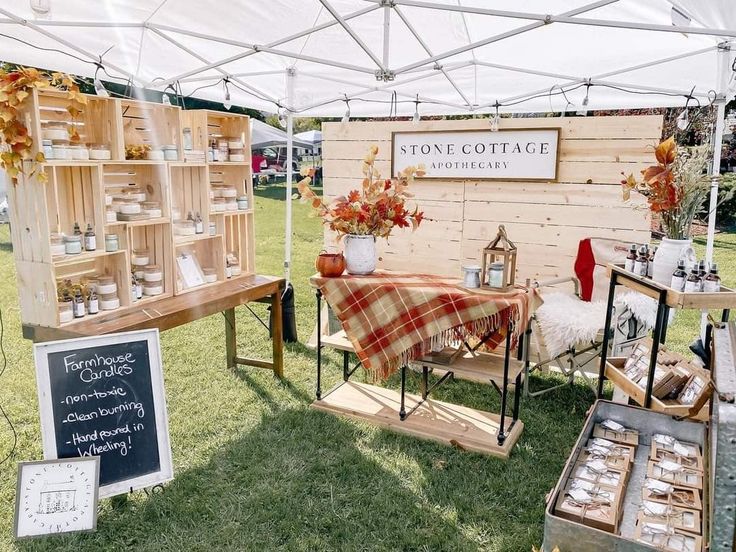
[224,308,236,370]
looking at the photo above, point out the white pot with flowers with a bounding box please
[298,146,425,275]
[621,136,712,285]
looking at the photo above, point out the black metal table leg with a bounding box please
[660,306,670,344]
[597,273,618,398]
[421,365,428,400]
[343,351,349,381]
[497,322,513,446]
[316,290,322,400]
[643,290,668,409]
[723,309,731,323]
[399,365,407,420]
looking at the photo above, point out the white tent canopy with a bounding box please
[0,1,734,117]
[1,0,735,288]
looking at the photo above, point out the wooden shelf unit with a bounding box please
[8,91,255,329]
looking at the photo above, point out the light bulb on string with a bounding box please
[490,104,500,132]
[576,84,590,116]
[162,94,171,106]
[222,79,232,110]
[278,108,288,129]
[341,97,351,124]
[412,95,420,125]
[676,97,690,131]
[30,0,51,19]
[93,66,109,98]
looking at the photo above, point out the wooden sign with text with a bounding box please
[391,128,560,181]
[34,329,172,497]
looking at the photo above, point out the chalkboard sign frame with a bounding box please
[34,329,173,498]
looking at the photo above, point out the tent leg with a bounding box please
[284,68,295,284]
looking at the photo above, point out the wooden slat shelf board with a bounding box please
[52,249,126,267]
[607,263,736,310]
[173,279,223,296]
[208,162,251,166]
[311,381,523,459]
[173,233,219,245]
[43,161,99,167]
[105,217,171,228]
[605,358,708,421]
[415,350,525,386]
[22,274,283,341]
[321,330,355,352]
[209,210,253,217]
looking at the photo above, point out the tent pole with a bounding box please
[285,69,295,284]
[701,45,732,337]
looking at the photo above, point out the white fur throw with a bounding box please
[617,290,671,329]
[535,293,607,359]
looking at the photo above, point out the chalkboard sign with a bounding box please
[34,329,172,498]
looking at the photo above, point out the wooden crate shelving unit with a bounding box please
[7,91,255,330]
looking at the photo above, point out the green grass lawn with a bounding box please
[0,184,733,551]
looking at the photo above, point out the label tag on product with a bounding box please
[600,419,625,432]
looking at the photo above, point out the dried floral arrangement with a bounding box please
[125,144,151,160]
[0,66,86,183]
[297,146,425,238]
[621,136,712,240]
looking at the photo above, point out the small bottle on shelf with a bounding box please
[131,273,138,302]
[135,277,143,300]
[87,288,99,315]
[624,244,637,272]
[73,287,86,318]
[697,260,707,291]
[670,260,687,292]
[73,221,82,236]
[194,212,204,235]
[703,263,721,293]
[84,223,96,251]
[684,266,702,293]
[187,211,194,223]
[647,246,657,278]
[634,245,648,277]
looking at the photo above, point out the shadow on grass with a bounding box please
[16,408,484,551]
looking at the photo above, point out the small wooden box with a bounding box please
[592,422,639,446]
[634,521,702,552]
[554,480,622,534]
[637,507,701,535]
[647,460,703,490]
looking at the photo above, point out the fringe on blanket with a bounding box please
[371,306,521,382]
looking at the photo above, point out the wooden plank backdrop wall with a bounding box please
[321,115,662,280]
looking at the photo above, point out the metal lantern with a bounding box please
[481,225,517,291]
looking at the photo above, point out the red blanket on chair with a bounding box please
[312,272,540,381]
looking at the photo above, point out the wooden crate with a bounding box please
[179,110,209,152]
[216,212,255,276]
[207,164,252,213]
[205,111,250,148]
[103,162,170,222]
[605,357,708,421]
[15,251,130,327]
[169,164,209,225]
[27,89,122,161]
[120,98,181,161]
[128,223,173,301]
[173,235,225,294]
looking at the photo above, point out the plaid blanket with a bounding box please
[314,272,541,381]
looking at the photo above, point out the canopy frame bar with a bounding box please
[317,0,385,71]
[148,4,381,87]
[388,0,620,75]
[393,5,473,107]
[372,0,736,38]
[149,27,282,105]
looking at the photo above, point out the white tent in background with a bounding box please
[294,130,323,146]
[0,0,735,283]
[251,119,312,150]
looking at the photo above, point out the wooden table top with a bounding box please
[23,274,285,342]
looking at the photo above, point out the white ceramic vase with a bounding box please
[652,237,695,285]
[344,234,376,275]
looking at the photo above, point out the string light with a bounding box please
[341,96,351,124]
[576,83,590,116]
[412,94,420,125]
[93,65,109,98]
[490,103,500,131]
[222,78,232,110]
[29,0,51,20]
[278,108,288,129]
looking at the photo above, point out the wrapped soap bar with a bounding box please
[635,521,702,552]
[592,420,639,446]
[647,460,703,490]
[572,459,627,489]
[650,435,703,471]
[586,438,636,465]
[580,443,629,472]
[642,478,702,511]
[554,483,621,533]
[639,501,701,534]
